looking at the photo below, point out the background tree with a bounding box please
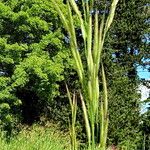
[0,0,72,132]
[141,96,150,150]
[98,0,149,147]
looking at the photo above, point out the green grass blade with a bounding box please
[87,13,93,75]
[69,0,87,41]
[66,2,84,84]
[99,101,104,149]
[101,63,109,149]
[101,63,108,116]
[104,0,119,32]
[66,84,73,109]
[51,0,69,32]
[96,13,105,74]
[66,84,77,150]
[80,92,91,147]
[93,10,99,63]
[82,0,87,22]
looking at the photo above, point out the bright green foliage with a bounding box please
[0,0,70,131]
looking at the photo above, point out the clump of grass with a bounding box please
[52,0,119,149]
[0,123,70,150]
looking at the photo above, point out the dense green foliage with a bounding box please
[141,97,150,150]
[0,0,72,130]
[99,0,149,147]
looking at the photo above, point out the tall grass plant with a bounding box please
[51,0,119,149]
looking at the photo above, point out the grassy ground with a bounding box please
[0,124,70,150]
[0,123,142,150]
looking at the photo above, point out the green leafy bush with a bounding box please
[0,0,70,131]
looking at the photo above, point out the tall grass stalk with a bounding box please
[66,85,78,150]
[51,0,119,149]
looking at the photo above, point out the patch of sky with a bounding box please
[137,64,150,80]
[137,58,150,114]
[142,33,150,44]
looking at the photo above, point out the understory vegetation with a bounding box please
[0,0,149,149]
[0,124,70,150]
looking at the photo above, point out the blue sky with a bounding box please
[137,58,150,79]
[137,65,150,79]
[137,60,150,113]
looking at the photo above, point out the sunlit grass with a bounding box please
[0,124,70,150]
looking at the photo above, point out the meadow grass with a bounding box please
[0,124,70,150]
